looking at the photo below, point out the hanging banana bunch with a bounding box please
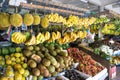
[11,32,26,44]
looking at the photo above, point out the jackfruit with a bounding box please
[0,13,10,28]
[10,13,23,27]
[23,13,34,26]
[41,17,49,28]
[33,14,41,25]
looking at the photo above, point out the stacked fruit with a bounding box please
[0,12,41,30]
[90,24,101,34]
[45,13,66,23]
[0,13,10,30]
[94,17,109,24]
[0,47,22,56]
[65,15,79,27]
[102,18,120,35]
[79,17,96,29]
[64,70,86,80]
[67,48,104,76]
[22,43,74,79]
[57,31,87,44]
[102,23,116,35]
[0,53,29,80]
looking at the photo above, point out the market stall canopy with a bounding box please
[52,0,98,11]
[88,0,119,6]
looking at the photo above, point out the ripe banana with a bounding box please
[25,35,36,45]
[56,31,61,39]
[36,33,45,44]
[44,31,50,40]
[11,32,26,44]
[52,32,57,40]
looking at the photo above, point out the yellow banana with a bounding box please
[56,31,61,39]
[52,32,57,40]
[25,35,36,45]
[45,31,50,40]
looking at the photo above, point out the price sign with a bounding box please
[22,24,27,30]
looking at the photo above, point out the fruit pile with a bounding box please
[64,70,86,80]
[11,30,87,45]
[0,53,29,80]
[68,48,104,76]
[94,17,109,24]
[0,12,98,30]
[22,43,74,78]
[90,24,101,34]
[101,23,119,35]
[0,13,41,28]
[0,47,22,56]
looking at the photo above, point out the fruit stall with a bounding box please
[0,0,120,80]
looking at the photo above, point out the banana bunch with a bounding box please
[78,17,96,29]
[58,31,87,44]
[102,23,116,35]
[45,13,65,23]
[44,31,50,40]
[51,32,57,41]
[11,32,26,44]
[25,35,36,45]
[36,33,45,44]
[69,32,78,42]
[89,17,96,25]
[47,31,61,43]
[57,38,65,44]
[65,15,79,27]
[56,31,61,39]
[78,31,87,39]
[58,32,77,44]
[90,25,100,34]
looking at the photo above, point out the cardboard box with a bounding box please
[92,68,108,80]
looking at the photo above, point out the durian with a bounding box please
[23,13,34,26]
[10,13,23,27]
[41,17,49,28]
[33,14,41,25]
[0,13,10,28]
